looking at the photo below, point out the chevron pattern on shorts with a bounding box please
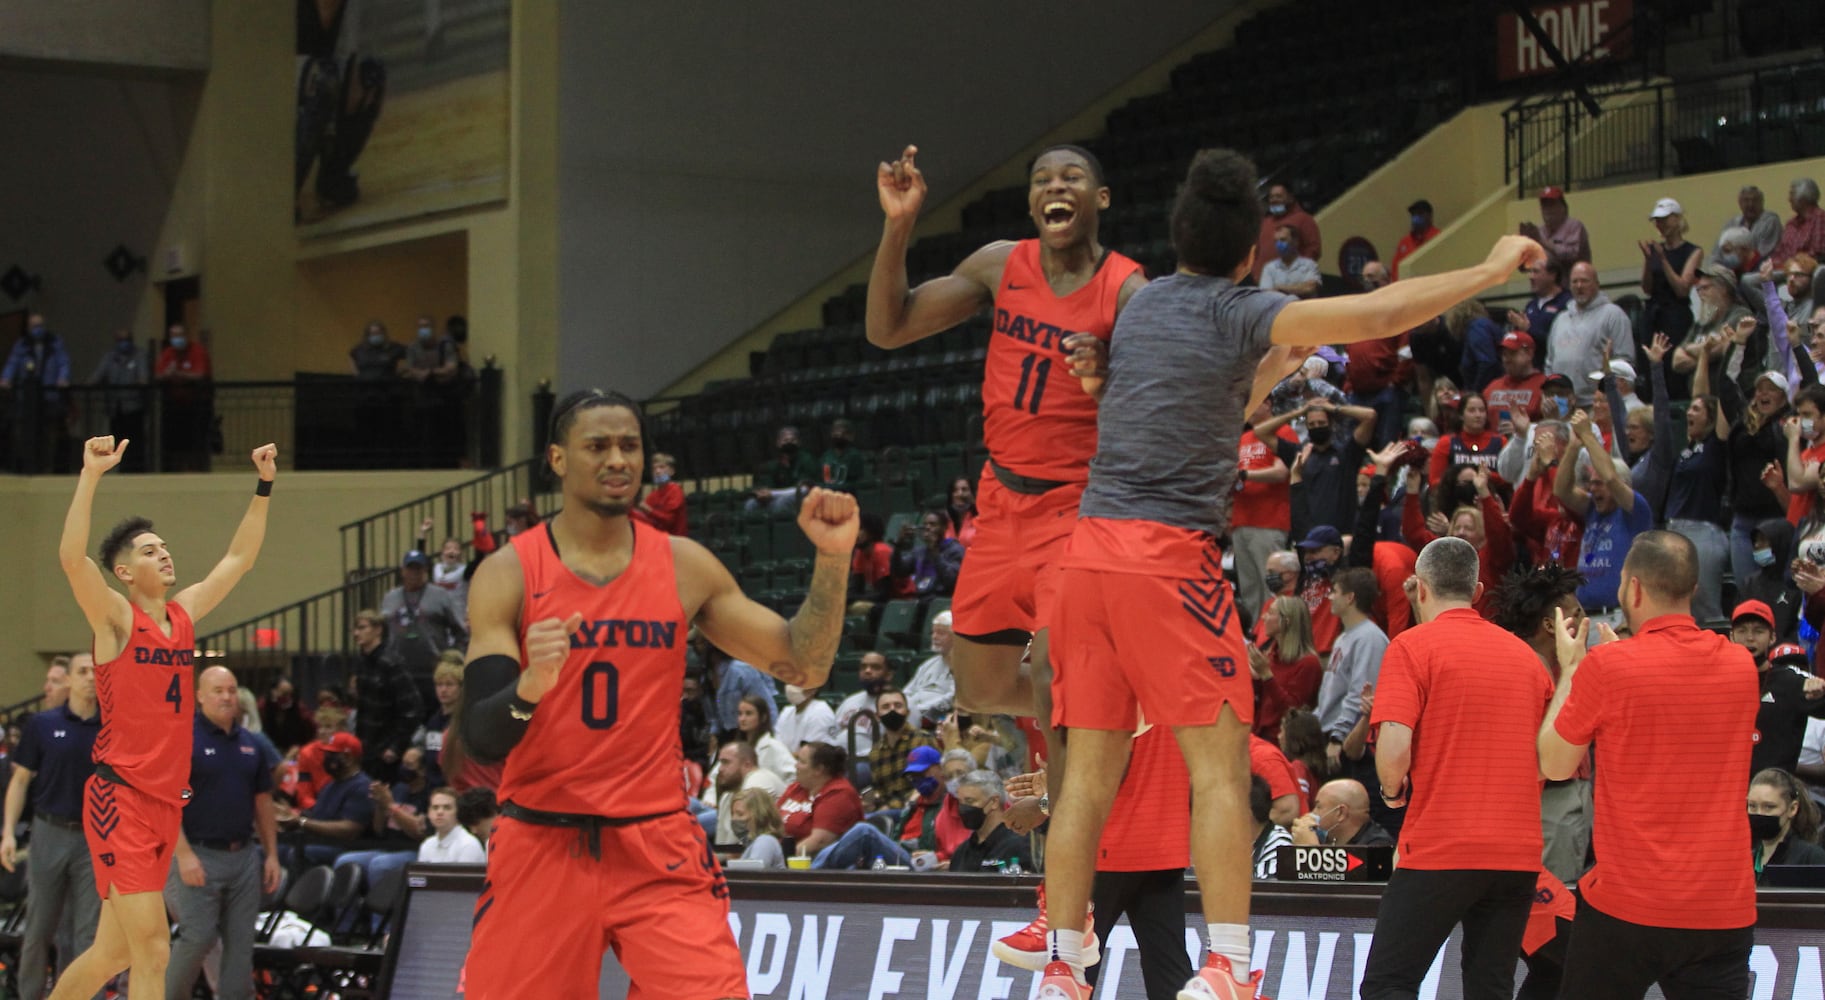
[1177,551,1233,640]
[87,780,120,841]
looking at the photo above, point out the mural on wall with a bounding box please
[294,0,510,235]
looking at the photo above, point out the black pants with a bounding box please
[1557,894,1752,999]
[1360,868,1535,1000]
[1085,868,1193,1000]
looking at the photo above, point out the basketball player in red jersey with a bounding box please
[53,435,277,1000]
[457,390,855,999]
[868,144,1145,939]
[868,144,1142,732]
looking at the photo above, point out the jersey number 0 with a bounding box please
[581,661,620,730]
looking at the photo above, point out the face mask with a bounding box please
[1550,397,1571,418]
[170,336,188,351]
[784,685,809,707]
[1754,548,1777,568]
[1304,558,1333,578]
[1274,240,1294,255]
[1717,253,1741,271]
[730,819,751,842]
[945,778,961,797]
[398,766,418,782]
[831,435,851,448]
[914,775,939,798]
[1455,484,1480,508]
[1268,203,1288,216]
[1419,435,1440,451]
[958,804,988,831]
[780,441,800,455]
[367,333,385,346]
[1804,419,1817,438]
[115,340,134,355]
[1749,812,1784,842]
[1263,571,1286,594]
[861,676,887,696]
[27,325,44,339]
[1314,805,1344,837]
[1307,425,1333,447]
[654,472,672,485]
[417,326,433,341]
[880,710,907,732]
[1411,214,1427,230]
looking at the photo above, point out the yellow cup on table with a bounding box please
[786,856,811,870]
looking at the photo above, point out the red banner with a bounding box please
[1496,0,1634,81]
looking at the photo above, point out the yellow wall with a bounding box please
[1312,103,1510,274]
[1405,155,1825,296]
[0,470,473,701]
[137,0,559,463]
[295,232,468,365]
[653,0,1284,400]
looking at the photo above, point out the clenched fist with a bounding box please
[516,612,584,704]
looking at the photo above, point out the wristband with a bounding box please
[255,479,273,497]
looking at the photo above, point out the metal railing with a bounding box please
[0,363,504,475]
[194,570,397,707]
[339,457,554,579]
[1504,59,1825,194]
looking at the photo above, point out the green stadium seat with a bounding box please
[877,599,921,648]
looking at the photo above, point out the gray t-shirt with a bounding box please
[1079,273,1292,536]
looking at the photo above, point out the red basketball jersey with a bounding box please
[93,600,196,804]
[984,240,1142,482]
[498,521,692,817]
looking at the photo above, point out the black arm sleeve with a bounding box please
[1348,476,1387,569]
[462,654,534,764]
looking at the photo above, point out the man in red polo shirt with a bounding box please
[1361,537,1552,999]
[1540,530,1758,997]
[776,742,865,858]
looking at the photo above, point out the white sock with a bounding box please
[1206,923,1251,982]
[1048,928,1088,979]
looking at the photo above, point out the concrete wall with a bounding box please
[555,1,1255,400]
[0,66,200,374]
[0,0,209,72]
[0,468,472,700]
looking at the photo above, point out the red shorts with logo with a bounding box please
[83,775,182,898]
[1052,518,1253,731]
[463,809,745,1000]
[950,470,1084,637]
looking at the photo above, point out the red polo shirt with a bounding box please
[1098,727,1190,871]
[1249,734,1307,812]
[1552,615,1759,929]
[1371,608,1551,871]
[777,776,865,844]
[1234,427,1299,532]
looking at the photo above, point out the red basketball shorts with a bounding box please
[1052,527,1253,732]
[83,775,182,898]
[463,810,746,1000]
[950,474,1084,638]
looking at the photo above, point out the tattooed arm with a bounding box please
[684,489,859,688]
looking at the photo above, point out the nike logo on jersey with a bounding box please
[665,860,685,871]
[1006,283,1028,290]
[532,590,553,599]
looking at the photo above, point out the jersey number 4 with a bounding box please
[165,675,183,713]
[581,661,620,730]
[1012,355,1050,415]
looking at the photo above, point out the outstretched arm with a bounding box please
[691,489,858,687]
[173,445,278,624]
[865,146,1000,349]
[1271,236,1546,347]
[59,437,133,642]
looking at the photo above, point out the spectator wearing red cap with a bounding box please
[1541,530,1759,997]
[1486,332,1546,427]
[275,731,373,868]
[1734,601,1825,776]
[1520,187,1591,265]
